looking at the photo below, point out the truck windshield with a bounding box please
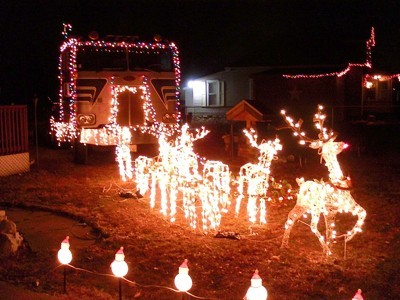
[77,49,127,71]
[129,50,173,72]
[76,47,173,72]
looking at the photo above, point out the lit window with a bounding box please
[206,80,224,106]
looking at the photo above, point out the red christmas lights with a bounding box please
[282,27,400,83]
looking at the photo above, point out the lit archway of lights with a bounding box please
[78,84,139,181]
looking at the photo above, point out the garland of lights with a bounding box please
[280,105,367,255]
[282,27,400,84]
[283,28,375,79]
[235,129,282,224]
[54,237,275,300]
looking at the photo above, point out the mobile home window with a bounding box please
[377,80,391,102]
[206,80,224,106]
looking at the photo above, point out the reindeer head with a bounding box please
[243,128,282,164]
[281,105,349,182]
[314,140,348,162]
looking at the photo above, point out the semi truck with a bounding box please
[50,24,181,163]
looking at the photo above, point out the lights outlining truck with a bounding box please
[50,24,181,162]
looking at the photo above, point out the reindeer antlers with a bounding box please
[313,105,337,142]
[280,105,337,146]
[280,110,313,145]
[243,128,259,148]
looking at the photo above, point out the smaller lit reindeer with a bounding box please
[280,105,366,255]
[236,128,282,224]
[135,124,209,225]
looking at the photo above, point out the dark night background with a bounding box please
[1,0,400,106]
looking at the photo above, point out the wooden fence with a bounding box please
[0,105,29,156]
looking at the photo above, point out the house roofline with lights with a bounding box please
[183,27,400,125]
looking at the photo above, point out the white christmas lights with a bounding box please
[236,128,282,224]
[201,160,231,231]
[280,106,367,255]
[133,124,235,231]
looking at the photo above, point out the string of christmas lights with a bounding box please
[282,27,400,84]
[53,261,214,299]
[282,27,400,89]
[53,236,276,299]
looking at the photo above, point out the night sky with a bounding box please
[1,0,400,105]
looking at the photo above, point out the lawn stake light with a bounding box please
[236,128,282,224]
[174,259,193,295]
[352,289,364,300]
[111,247,128,300]
[280,106,367,255]
[244,269,268,300]
[57,236,72,293]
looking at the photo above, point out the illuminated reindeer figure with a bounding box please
[280,106,366,255]
[199,160,231,231]
[236,128,282,224]
[135,124,209,225]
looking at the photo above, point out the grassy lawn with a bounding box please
[0,134,399,299]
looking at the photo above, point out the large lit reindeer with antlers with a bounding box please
[236,128,282,224]
[280,105,366,255]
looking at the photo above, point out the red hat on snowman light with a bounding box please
[245,269,268,300]
[352,289,364,300]
[61,236,70,249]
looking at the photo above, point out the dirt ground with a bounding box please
[0,127,400,299]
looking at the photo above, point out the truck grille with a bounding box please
[116,90,145,126]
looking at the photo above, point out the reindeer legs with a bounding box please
[324,210,337,246]
[345,203,367,242]
[310,212,332,255]
[281,205,307,248]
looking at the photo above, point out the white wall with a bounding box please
[184,66,270,108]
